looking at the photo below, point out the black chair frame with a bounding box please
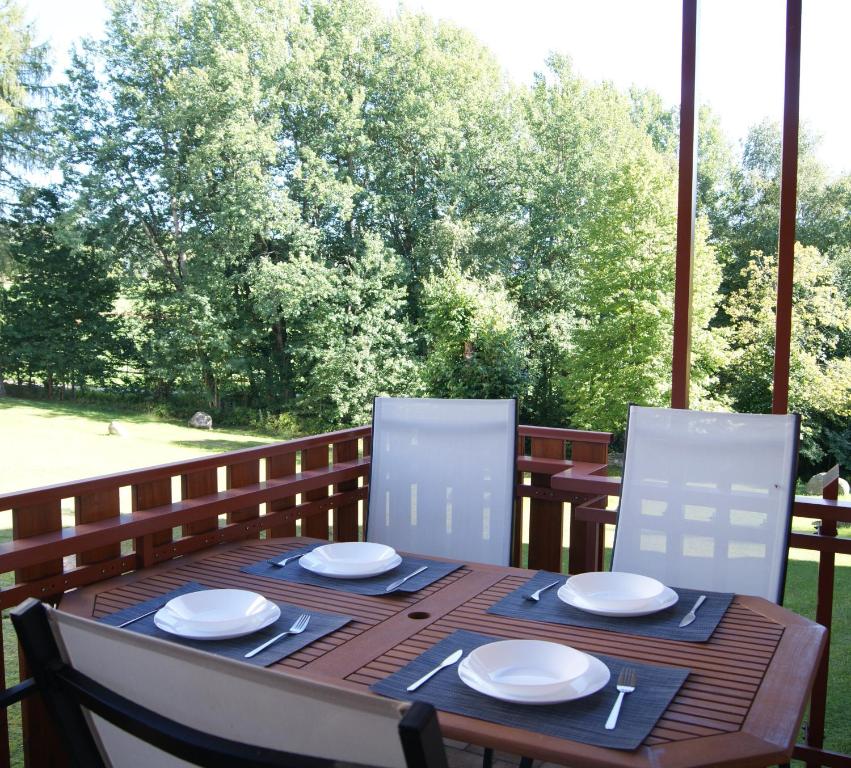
[10,598,448,768]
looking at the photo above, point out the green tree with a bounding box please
[249,234,419,428]
[54,0,305,408]
[0,189,123,396]
[520,56,682,432]
[421,263,526,400]
[721,244,851,469]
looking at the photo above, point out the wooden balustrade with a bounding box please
[0,424,848,767]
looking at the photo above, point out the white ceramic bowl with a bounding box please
[563,571,666,611]
[156,589,280,638]
[465,640,590,696]
[306,542,397,571]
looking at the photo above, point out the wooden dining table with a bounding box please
[61,536,826,768]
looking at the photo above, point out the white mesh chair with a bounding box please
[611,406,800,603]
[11,598,448,768]
[367,397,517,566]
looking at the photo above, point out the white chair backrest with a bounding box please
[611,406,799,603]
[368,397,517,566]
[49,607,411,768]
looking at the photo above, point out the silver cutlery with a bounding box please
[385,565,428,593]
[244,613,310,659]
[525,579,561,602]
[270,552,306,568]
[118,604,166,628]
[605,668,637,730]
[679,594,707,628]
[406,649,463,691]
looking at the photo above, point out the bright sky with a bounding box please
[24,0,851,176]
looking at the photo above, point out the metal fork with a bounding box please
[244,613,310,658]
[525,579,561,602]
[605,668,637,730]
[269,552,304,568]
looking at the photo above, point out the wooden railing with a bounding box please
[0,424,847,767]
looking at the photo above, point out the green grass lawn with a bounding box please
[0,396,848,763]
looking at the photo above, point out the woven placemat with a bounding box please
[487,571,733,642]
[99,582,351,667]
[242,546,463,596]
[371,629,689,751]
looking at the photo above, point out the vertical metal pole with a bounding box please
[671,0,699,409]
[772,0,802,415]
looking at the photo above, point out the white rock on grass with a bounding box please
[805,471,850,496]
[188,411,213,429]
[107,421,128,437]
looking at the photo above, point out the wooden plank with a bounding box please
[301,446,330,539]
[527,437,564,572]
[0,620,8,768]
[132,477,172,567]
[12,500,62,585]
[266,452,297,538]
[333,439,360,542]
[226,459,260,533]
[75,488,121,566]
[181,467,219,536]
[568,440,610,573]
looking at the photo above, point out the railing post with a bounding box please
[527,437,565,572]
[333,438,360,542]
[267,451,297,537]
[806,465,839,766]
[569,440,610,573]
[75,489,121,566]
[181,468,219,537]
[301,444,331,539]
[226,459,261,536]
[132,477,172,568]
[12,499,67,768]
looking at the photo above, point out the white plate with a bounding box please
[562,572,666,611]
[299,542,402,579]
[558,583,679,617]
[466,640,589,697]
[458,652,610,704]
[154,590,280,640]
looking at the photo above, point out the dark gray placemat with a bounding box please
[488,571,734,642]
[99,582,351,667]
[371,630,689,751]
[242,546,463,596]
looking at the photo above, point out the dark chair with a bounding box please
[10,598,449,768]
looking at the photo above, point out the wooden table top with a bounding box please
[62,537,826,768]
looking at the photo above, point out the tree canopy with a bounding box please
[1,0,849,475]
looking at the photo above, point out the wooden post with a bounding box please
[75,489,121,566]
[226,459,260,535]
[807,465,839,764]
[569,440,610,573]
[301,445,331,539]
[132,477,172,568]
[267,452,297,537]
[671,0,700,409]
[526,437,565,572]
[333,439,360,542]
[12,499,66,768]
[180,468,218,536]
[772,0,802,415]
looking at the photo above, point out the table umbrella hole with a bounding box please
[407,611,430,620]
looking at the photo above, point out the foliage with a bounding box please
[722,244,851,469]
[0,189,123,395]
[0,0,848,477]
[421,263,526,400]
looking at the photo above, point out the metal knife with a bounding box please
[406,649,463,691]
[385,565,428,593]
[679,595,707,627]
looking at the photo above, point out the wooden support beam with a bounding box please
[772,0,802,415]
[671,0,699,409]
